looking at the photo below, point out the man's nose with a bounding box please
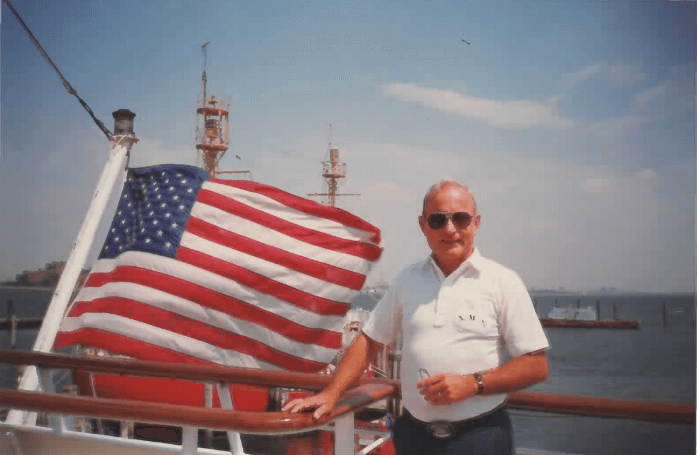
[442,218,457,232]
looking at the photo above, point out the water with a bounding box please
[512,292,695,454]
[0,287,694,454]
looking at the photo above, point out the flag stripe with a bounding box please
[81,253,347,330]
[59,313,328,371]
[196,189,382,261]
[189,202,371,274]
[54,327,280,370]
[66,298,336,362]
[177,247,351,316]
[185,216,365,290]
[68,288,342,350]
[179,231,358,301]
[211,179,381,245]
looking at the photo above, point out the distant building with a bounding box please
[8,261,90,288]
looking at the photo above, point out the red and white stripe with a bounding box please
[55,180,382,372]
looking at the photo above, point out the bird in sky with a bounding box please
[461,34,470,45]
[235,155,241,159]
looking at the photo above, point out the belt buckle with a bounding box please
[426,420,455,439]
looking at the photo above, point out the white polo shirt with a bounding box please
[362,248,549,422]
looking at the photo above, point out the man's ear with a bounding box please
[418,215,427,235]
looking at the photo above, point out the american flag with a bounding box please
[54,164,382,372]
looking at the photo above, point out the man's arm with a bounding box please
[418,350,549,405]
[283,333,383,419]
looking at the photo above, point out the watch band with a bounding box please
[473,372,485,395]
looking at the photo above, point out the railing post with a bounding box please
[204,382,213,448]
[334,412,354,455]
[387,350,402,419]
[181,426,198,455]
[216,383,247,454]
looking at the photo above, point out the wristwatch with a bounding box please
[473,372,485,395]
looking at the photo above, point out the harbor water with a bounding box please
[0,287,694,454]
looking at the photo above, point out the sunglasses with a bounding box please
[426,211,473,230]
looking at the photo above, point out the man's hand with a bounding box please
[282,391,339,420]
[417,372,478,406]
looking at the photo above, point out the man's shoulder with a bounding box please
[393,258,431,282]
[473,252,523,282]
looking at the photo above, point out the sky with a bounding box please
[1,0,695,293]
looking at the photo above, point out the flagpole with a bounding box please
[7,110,138,426]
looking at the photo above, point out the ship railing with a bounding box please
[0,349,398,455]
[0,350,693,455]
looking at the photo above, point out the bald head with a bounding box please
[422,180,477,216]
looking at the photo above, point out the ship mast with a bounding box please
[195,42,248,179]
[307,125,360,207]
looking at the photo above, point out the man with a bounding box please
[284,180,550,455]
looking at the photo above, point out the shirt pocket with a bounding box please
[455,298,496,336]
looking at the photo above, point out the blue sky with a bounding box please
[1,0,695,293]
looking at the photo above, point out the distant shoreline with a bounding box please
[0,285,54,292]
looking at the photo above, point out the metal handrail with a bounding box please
[0,383,396,435]
[0,349,692,424]
[0,349,397,391]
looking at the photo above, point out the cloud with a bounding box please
[561,64,602,89]
[606,64,647,87]
[632,84,666,109]
[581,178,614,194]
[580,168,662,194]
[384,83,574,130]
[636,168,659,181]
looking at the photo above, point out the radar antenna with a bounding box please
[307,125,360,207]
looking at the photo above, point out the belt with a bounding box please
[402,407,503,440]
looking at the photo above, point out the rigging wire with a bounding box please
[2,0,113,141]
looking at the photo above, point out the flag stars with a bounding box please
[153,220,159,225]
[171,222,178,229]
[140,228,146,233]
[173,195,179,201]
[179,205,185,210]
[165,179,169,184]
[127,203,132,207]
[165,242,172,249]
[118,210,122,215]
[169,186,175,191]
[114,236,120,242]
[147,203,152,208]
[118,245,123,251]
[176,173,182,177]
[120,219,126,225]
[161,203,166,208]
[187,188,193,193]
[165,213,171,218]
[145,237,153,244]
[149,211,155,216]
[157,230,163,236]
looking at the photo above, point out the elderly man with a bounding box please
[284,180,549,455]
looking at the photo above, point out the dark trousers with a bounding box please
[392,408,514,455]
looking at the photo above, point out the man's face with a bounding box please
[418,184,480,275]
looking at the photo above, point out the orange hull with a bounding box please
[73,370,269,411]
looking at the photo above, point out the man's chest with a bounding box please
[399,277,500,339]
